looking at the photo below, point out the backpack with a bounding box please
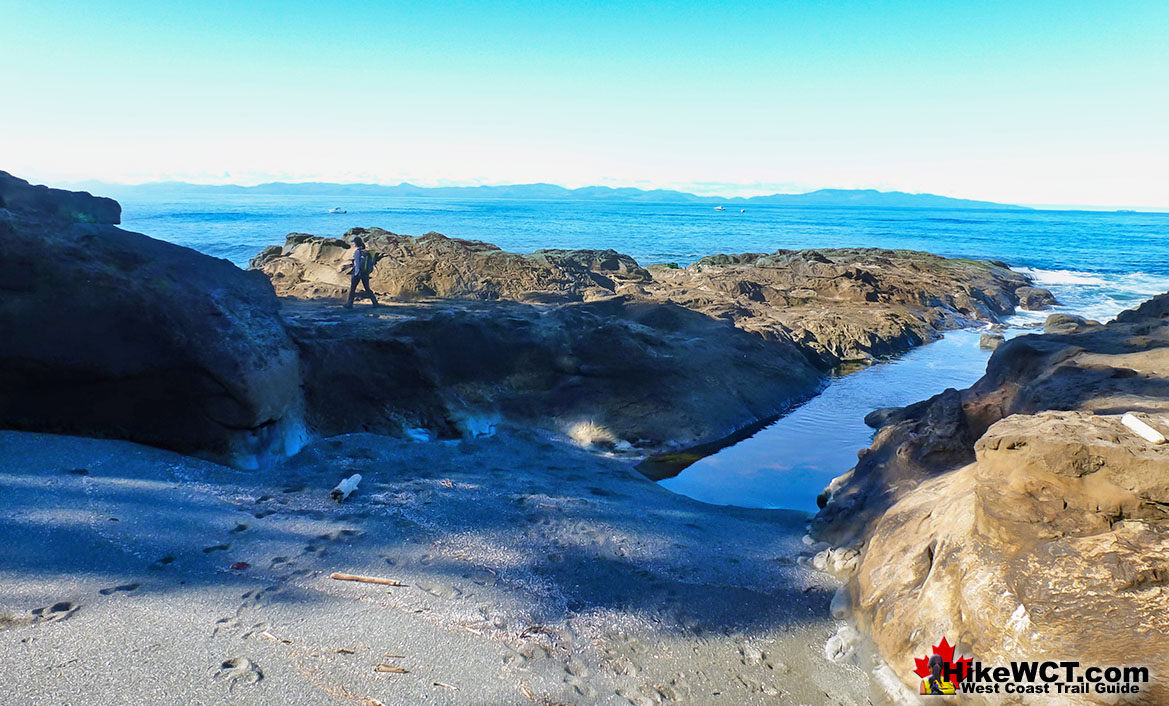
[360,249,375,275]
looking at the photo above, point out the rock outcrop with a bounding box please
[0,173,304,467]
[647,248,1033,366]
[254,232,1037,368]
[0,174,1053,475]
[250,227,651,303]
[280,296,822,454]
[814,293,1169,704]
[0,170,120,225]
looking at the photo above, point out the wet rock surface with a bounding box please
[1014,285,1057,310]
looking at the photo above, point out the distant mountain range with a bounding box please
[69,180,1028,210]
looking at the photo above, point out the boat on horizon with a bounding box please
[714,206,726,211]
[328,207,347,214]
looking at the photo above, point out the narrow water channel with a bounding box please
[655,266,1169,513]
[657,326,1014,513]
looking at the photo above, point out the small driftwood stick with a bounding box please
[374,664,408,674]
[330,572,404,587]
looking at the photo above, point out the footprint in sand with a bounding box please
[203,543,231,553]
[230,523,249,534]
[149,555,177,570]
[562,659,595,697]
[239,586,284,610]
[415,581,464,600]
[99,583,140,596]
[601,634,647,677]
[736,672,782,697]
[464,569,497,587]
[317,528,364,542]
[212,616,240,636]
[212,656,263,688]
[30,601,79,624]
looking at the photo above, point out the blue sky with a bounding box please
[2,0,1167,207]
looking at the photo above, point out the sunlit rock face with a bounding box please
[256,229,1038,372]
[815,292,1169,704]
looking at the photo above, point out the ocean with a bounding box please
[120,193,1169,512]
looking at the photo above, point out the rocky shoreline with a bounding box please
[813,295,1169,704]
[5,172,1160,705]
[251,227,1047,462]
[3,172,1050,466]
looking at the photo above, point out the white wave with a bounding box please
[1015,267,1169,294]
[1010,267,1169,324]
[1014,267,1108,286]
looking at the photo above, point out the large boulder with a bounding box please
[0,174,304,467]
[1014,285,1057,310]
[1042,312,1099,334]
[978,332,1004,350]
[852,412,1168,705]
[814,292,1169,704]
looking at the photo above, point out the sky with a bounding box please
[2,0,1167,208]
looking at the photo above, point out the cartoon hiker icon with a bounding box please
[920,654,957,695]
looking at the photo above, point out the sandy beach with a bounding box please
[0,428,874,705]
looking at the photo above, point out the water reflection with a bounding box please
[656,329,1002,513]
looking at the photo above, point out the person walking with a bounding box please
[344,236,378,308]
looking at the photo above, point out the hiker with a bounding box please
[345,237,378,308]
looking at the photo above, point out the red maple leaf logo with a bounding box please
[914,637,973,687]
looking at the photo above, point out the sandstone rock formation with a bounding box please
[648,249,1033,366]
[0,172,304,467]
[254,231,1037,368]
[0,174,1050,473]
[279,296,822,454]
[250,227,651,303]
[249,229,1045,458]
[814,293,1169,704]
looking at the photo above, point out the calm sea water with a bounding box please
[119,193,1169,512]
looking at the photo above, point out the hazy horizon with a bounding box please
[38,176,1165,213]
[3,1,1167,209]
